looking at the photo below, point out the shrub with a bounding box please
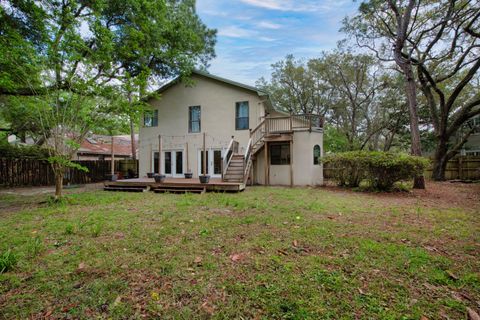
[323,151,429,191]
[0,249,17,273]
[0,141,49,159]
[322,151,366,187]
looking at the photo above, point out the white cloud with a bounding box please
[217,26,255,38]
[257,21,282,29]
[239,0,350,12]
[258,36,277,42]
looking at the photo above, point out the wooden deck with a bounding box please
[104,177,245,193]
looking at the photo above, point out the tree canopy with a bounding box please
[0,0,216,198]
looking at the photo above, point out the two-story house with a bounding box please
[138,70,324,187]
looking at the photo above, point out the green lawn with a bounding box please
[0,184,479,319]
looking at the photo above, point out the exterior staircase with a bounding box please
[221,138,252,184]
[221,114,323,185]
[223,154,245,182]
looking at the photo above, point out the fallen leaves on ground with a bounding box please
[467,307,480,320]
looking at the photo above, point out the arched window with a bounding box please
[313,145,321,165]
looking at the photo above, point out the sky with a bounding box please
[196,0,359,85]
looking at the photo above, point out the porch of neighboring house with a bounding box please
[104,113,323,193]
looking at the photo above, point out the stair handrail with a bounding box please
[250,118,265,150]
[222,137,235,178]
[243,138,252,178]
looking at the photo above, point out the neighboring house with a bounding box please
[76,134,138,160]
[138,70,323,186]
[459,115,480,156]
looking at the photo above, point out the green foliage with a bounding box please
[258,50,411,152]
[26,236,43,258]
[47,156,88,173]
[0,249,17,273]
[0,187,478,319]
[64,224,74,235]
[1,0,217,199]
[323,151,429,191]
[0,141,49,159]
[90,223,103,238]
[324,125,351,153]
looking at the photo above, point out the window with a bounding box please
[189,106,201,133]
[235,101,249,130]
[313,145,321,165]
[270,143,290,165]
[144,110,158,127]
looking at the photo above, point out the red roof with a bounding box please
[78,135,138,157]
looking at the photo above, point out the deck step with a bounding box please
[104,186,146,192]
[224,177,243,180]
[154,188,205,194]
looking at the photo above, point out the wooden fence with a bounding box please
[323,156,480,181]
[0,159,138,187]
[424,156,480,180]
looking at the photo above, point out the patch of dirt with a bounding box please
[0,182,104,196]
[321,181,480,210]
[0,183,104,215]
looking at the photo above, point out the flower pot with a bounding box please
[199,175,210,184]
[153,174,166,183]
[107,174,118,181]
[184,172,193,179]
[147,172,155,178]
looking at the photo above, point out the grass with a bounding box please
[0,185,479,319]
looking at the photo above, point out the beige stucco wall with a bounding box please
[253,130,323,186]
[138,74,266,178]
[292,131,323,185]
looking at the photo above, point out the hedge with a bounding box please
[0,142,49,159]
[322,151,429,191]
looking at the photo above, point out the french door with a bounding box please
[163,150,184,177]
[198,149,222,178]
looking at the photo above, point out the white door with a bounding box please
[163,150,184,177]
[198,149,223,178]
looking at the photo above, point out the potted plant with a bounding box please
[146,172,155,178]
[199,175,210,184]
[153,174,166,183]
[184,170,193,179]
[107,173,118,181]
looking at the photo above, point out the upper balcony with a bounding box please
[250,113,323,153]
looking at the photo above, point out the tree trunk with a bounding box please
[401,64,425,189]
[432,137,451,181]
[389,0,425,189]
[432,155,448,181]
[111,135,115,176]
[54,170,63,200]
[128,91,136,161]
[129,115,136,160]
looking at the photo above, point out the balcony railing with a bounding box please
[250,114,323,152]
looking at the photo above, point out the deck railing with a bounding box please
[243,138,252,182]
[249,114,323,153]
[264,113,322,133]
[250,119,266,153]
[222,137,238,179]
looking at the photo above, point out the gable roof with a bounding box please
[152,70,274,111]
[155,70,268,96]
